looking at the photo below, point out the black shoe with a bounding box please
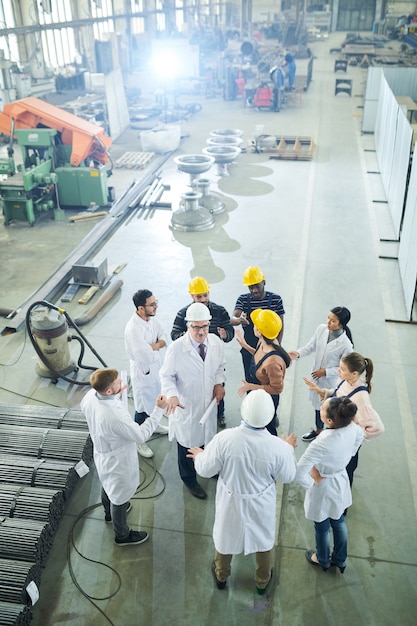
[105,501,132,523]
[330,560,346,574]
[211,561,226,589]
[256,568,274,595]
[188,484,207,499]
[217,415,226,428]
[114,530,148,546]
[302,429,320,442]
[305,550,329,572]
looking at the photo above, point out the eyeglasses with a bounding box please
[145,300,158,308]
[190,324,210,331]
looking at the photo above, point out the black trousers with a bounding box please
[177,441,202,488]
[346,447,360,486]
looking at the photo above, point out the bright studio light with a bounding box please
[152,49,180,80]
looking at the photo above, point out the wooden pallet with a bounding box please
[114,151,156,169]
[268,136,315,161]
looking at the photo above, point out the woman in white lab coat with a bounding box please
[289,306,353,442]
[295,396,364,573]
[187,389,297,594]
[304,351,384,486]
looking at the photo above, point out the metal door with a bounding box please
[336,0,376,32]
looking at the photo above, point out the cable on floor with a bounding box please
[66,452,167,624]
[0,326,28,366]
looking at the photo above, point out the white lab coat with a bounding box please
[295,422,364,522]
[124,313,167,415]
[80,388,163,505]
[159,332,226,448]
[195,424,297,555]
[297,324,353,410]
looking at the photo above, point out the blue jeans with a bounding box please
[314,515,347,568]
[315,409,324,431]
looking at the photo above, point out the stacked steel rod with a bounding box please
[0,403,93,623]
[0,485,64,533]
[0,518,52,566]
[0,404,88,431]
[0,425,93,464]
[0,601,32,626]
[0,559,41,604]
[0,454,81,499]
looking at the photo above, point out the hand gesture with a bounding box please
[281,432,297,448]
[303,377,321,394]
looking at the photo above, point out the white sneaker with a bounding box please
[155,422,169,435]
[137,443,154,458]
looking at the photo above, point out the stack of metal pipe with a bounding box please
[0,558,41,604]
[0,601,32,625]
[0,518,52,566]
[0,425,93,465]
[0,454,82,500]
[0,403,94,622]
[0,403,88,431]
[0,485,64,533]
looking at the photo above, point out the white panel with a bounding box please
[375,79,397,194]
[383,67,417,103]
[387,110,413,237]
[398,151,417,317]
[362,67,383,133]
[104,69,130,141]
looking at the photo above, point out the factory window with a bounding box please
[130,0,145,35]
[92,0,115,37]
[36,0,76,68]
[0,0,19,62]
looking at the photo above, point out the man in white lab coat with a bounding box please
[81,367,168,546]
[124,288,168,459]
[187,389,297,594]
[160,302,226,500]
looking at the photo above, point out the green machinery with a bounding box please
[0,96,113,226]
[0,128,110,226]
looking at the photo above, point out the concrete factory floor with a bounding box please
[1,33,417,626]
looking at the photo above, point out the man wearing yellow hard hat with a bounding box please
[232,266,285,381]
[171,276,234,428]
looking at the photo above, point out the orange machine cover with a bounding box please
[0,96,112,166]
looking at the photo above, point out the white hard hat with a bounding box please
[241,389,274,428]
[185,302,212,322]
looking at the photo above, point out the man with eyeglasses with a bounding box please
[160,302,226,500]
[171,276,234,429]
[124,289,169,459]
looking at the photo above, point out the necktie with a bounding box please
[199,343,206,361]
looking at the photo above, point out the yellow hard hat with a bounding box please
[189,276,211,295]
[243,266,265,286]
[250,308,282,339]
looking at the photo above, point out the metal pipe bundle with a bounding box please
[0,518,52,566]
[0,425,93,465]
[0,558,41,605]
[0,601,32,625]
[0,454,81,500]
[0,485,64,533]
[0,403,88,431]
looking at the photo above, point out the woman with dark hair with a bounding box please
[295,396,364,573]
[289,306,353,442]
[304,352,384,486]
[236,308,291,436]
